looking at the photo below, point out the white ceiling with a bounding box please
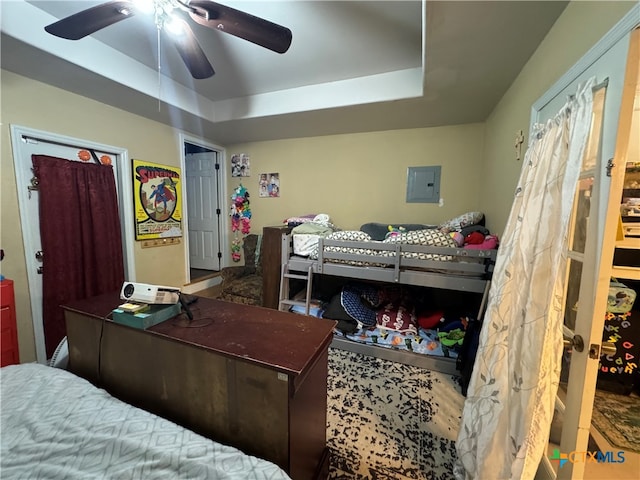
[1,1,568,145]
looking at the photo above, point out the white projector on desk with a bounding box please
[120,282,180,305]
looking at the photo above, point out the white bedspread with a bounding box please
[0,363,290,480]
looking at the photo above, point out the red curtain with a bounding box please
[33,155,125,358]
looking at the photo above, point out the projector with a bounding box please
[120,282,180,305]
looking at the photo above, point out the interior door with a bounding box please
[9,125,134,363]
[185,150,221,272]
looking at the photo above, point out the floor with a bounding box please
[189,268,218,283]
[326,347,463,480]
[547,387,640,479]
[194,283,222,299]
[195,292,640,480]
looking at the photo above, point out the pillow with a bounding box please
[376,304,417,334]
[340,283,378,327]
[417,310,444,330]
[439,212,484,232]
[460,224,490,237]
[608,280,637,314]
[360,222,433,241]
[450,232,465,247]
[464,235,499,250]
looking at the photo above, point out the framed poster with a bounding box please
[259,172,280,197]
[132,159,182,240]
[231,153,251,177]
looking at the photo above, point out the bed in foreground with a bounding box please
[0,363,291,480]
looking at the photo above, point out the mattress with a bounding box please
[0,363,291,480]
[338,327,459,359]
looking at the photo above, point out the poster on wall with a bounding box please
[231,153,251,177]
[132,159,182,240]
[259,172,280,197]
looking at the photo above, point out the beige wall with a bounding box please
[1,71,189,361]
[226,124,485,233]
[481,1,636,234]
[1,70,484,363]
[1,0,635,363]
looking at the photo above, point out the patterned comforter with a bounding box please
[0,363,290,480]
[309,229,466,266]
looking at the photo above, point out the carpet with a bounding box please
[326,347,464,480]
[591,389,640,454]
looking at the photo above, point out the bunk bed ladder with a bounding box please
[278,263,314,315]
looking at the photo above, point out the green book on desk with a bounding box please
[112,303,181,329]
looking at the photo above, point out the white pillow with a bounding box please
[439,212,484,232]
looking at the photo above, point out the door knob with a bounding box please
[563,335,584,352]
[600,342,616,356]
[563,335,617,358]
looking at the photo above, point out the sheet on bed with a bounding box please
[0,363,290,480]
[337,327,460,358]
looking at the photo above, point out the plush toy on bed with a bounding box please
[385,225,406,239]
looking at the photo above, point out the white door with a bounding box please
[185,150,221,271]
[532,13,639,480]
[10,125,135,364]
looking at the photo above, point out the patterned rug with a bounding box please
[591,389,640,454]
[326,347,464,480]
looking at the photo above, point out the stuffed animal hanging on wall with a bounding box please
[230,184,251,261]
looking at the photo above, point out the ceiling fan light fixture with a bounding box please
[165,15,186,36]
[131,0,155,15]
[43,0,291,78]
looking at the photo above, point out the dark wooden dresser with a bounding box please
[63,292,336,480]
[0,279,19,366]
[262,225,292,309]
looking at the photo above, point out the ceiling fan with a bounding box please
[44,0,293,79]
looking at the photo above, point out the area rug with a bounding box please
[591,389,640,454]
[326,347,464,480]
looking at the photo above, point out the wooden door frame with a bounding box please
[533,10,640,479]
[178,133,228,292]
[9,124,136,364]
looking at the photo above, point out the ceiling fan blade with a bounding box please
[44,1,135,40]
[188,1,292,54]
[169,20,215,79]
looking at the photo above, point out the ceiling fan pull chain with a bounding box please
[157,24,162,112]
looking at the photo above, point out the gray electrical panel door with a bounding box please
[406,166,441,203]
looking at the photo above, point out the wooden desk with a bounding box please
[63,292,336,480]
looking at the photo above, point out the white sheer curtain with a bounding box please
[454,77,596,480]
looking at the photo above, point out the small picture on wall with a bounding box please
[259,172,280,197]
[231,153,251,177]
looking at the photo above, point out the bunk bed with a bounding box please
[279,225,498,375]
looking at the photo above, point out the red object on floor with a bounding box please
[1,279,20,366]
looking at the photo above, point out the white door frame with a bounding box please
[532,5,640,479]
[10,124,136,364]
[178,133,228,292]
